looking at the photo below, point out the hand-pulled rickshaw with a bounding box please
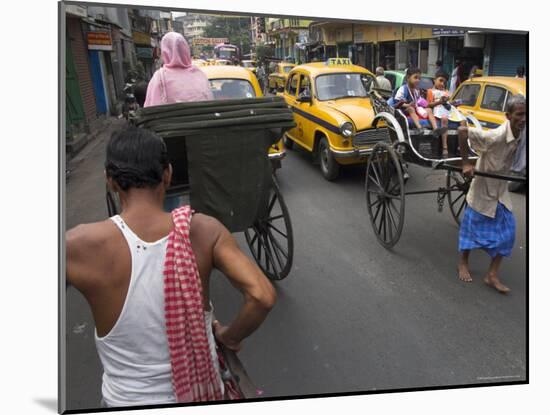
[106,96,296,281]
[363,91,526,248]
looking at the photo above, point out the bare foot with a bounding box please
[458,263,473,282]
[484,274,510,294]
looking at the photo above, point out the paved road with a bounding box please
[65,123,526,410]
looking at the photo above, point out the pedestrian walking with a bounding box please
[256,60,266,94]
[449,59,465,94]
[66,127,276,407]
[375,66,392,91]
[457,95,526,293]
[144,32,213,107]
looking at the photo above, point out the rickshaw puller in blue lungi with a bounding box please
[457,95,526,294]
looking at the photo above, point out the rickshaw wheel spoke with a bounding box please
[267,222,287,238]
[245,178,294,280]
[446,170,471,226]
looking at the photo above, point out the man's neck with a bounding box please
[120,188,165,217]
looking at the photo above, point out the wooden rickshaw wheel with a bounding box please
[245,178,294,281]
[365,142,406,249]
[446,170,472,226]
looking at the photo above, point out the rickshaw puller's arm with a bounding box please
[212,224,277,352]
[458,126,475,177]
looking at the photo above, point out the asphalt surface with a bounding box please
[65,121,526,410]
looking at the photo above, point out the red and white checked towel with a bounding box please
[163,206,223,402]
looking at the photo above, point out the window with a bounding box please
[298,75,311,97]
[481,85,508,112]
[209,79,256,99]
[315,73,375,101]
[454,83,481,107]
[286,73,299,96]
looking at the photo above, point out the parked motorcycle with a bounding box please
[122,80,139,121]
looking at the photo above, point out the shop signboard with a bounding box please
[87,31,112,51]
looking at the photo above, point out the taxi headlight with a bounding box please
[340,122,354,138]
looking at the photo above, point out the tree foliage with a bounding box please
[203,16,251,55]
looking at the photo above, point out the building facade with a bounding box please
[266,18,313,62]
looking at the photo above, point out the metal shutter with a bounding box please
[489,34,527,77]
[67,17,97,122]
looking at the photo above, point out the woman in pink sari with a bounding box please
[144,32,213,107]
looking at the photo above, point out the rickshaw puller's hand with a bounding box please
[462,163,475,178]
[213,320,242,352]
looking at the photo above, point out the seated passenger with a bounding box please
[390,67,445,136]
[427,71,467,157]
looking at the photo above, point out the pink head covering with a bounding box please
[144,33,213,107]
[160,32,192,69]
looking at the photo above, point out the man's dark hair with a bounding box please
[516,65,525,77]
[435,70,449,81]
[105,127,169,191]
[436,60,443,66]
[406,67,421,78]
[134,80,149,108]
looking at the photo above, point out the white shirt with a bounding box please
[376,75,392,91]
[466,121,523,217]
[95,215,223,407]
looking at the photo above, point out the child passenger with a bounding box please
[427,71,467,158]
[391,67,446,137]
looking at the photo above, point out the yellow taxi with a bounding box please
[214,59,233,66]
[241,60,257,74]
[268,62,296,93]
[451,76,526,129]
[199,65,285,168]
[192,59,207,67]
[282,58,382,180]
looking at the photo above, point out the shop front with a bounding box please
[487,33,527,76]
[403,26,434,73]
[86,28,117,115]
[66,8,97,130]
[434,29,484,79]
[132,31,155,79]
[376,25,402,70]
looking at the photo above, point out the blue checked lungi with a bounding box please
[459,202,516,258]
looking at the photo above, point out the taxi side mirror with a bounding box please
[297,93,312,103]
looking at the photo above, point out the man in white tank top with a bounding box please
[66,127,276,408]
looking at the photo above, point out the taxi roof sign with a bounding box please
[327,57,352,66]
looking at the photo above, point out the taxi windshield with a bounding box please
[315,73,375,101]
[209,79,256,99]
[283,66,293,73]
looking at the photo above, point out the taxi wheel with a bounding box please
[319,137,340,181]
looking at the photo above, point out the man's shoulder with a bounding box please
[190,213,224,239]
[66,220,118,253]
